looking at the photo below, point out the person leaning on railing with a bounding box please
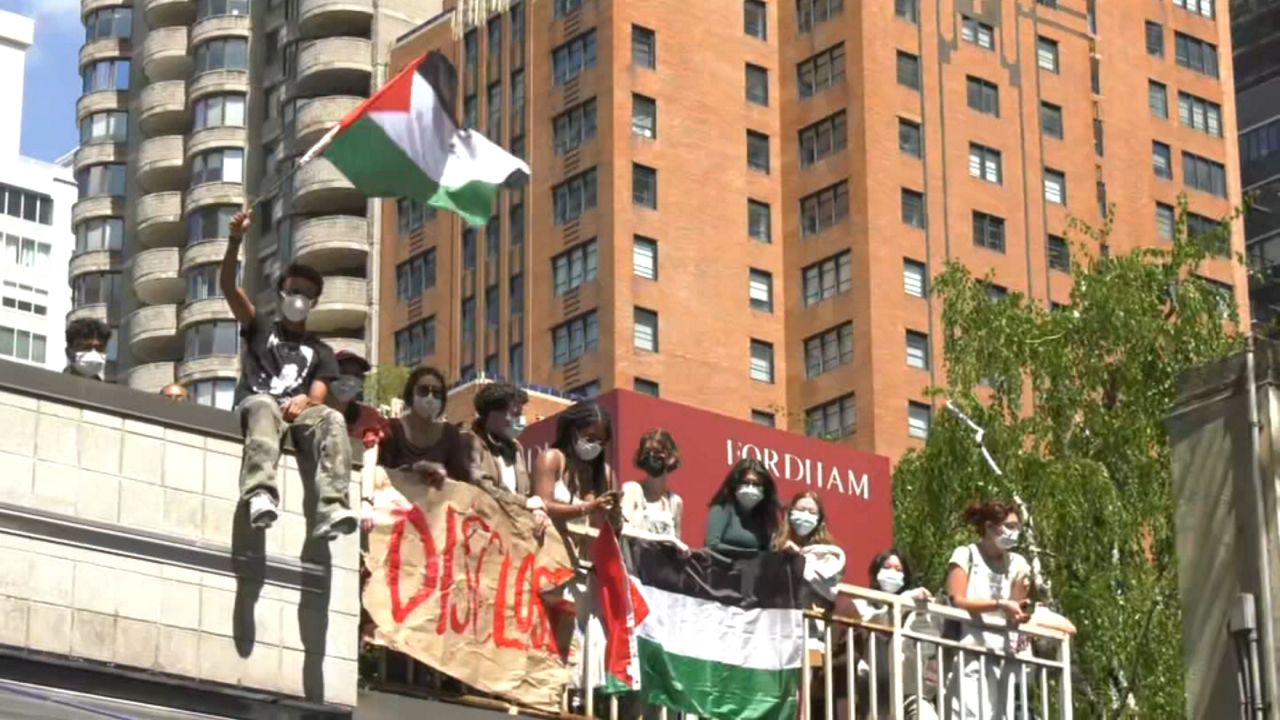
[461,381,546,517]
[856,549,939,720]
[618,428,685,549]
[704,458,780,553]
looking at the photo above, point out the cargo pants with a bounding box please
[237,393,352,520]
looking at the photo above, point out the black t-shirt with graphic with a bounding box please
[234,315,339,405]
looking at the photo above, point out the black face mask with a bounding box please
[638,451,667,477]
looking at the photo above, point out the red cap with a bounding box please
[334,350,371,372]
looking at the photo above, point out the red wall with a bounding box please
[520,390,894,583]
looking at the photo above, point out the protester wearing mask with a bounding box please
[64,318,112,381]
[619,429,684,547]
[857,550,939,720]
[220,208,354,541]
[532,400,618,539]
[463,381,544,518]
[945,500,1031,720]
[704,458,779,553]
[378,366,468,477]
[328,351,389,450]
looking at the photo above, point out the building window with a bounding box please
[799,111,848,167]
[746,64,769,105]
[635,378,660,397]
[0,326,47,365]
[194,95,246,130]
[462,229,477,270]
[901,188,926,228]
[966,76,999,117]
[633,164,658,208]
[632,25,656,69]
[973,211,1006,252]
[487,82,502,137]
[798,44,845,98]
[484,354,499,379]
[510,70,525,138]
[747,131,771,173]
[749,340,775,383]
[1156,202,1176,241]
[968,143,1002,184]
[1,184,54,225]
[394,317,437,366]
[553,30,597,85]
[1040,102,1063,140]
[509,343,524,384]
[906,330,930,369]
[744,0,767,39]
[510,202,524,246]
[485,285,500,331]
[908,402,932,439]
[800,181,849,236]
[805,322,853,378]
[1149,81,1168,119]
[748,200,771,242]
[552,311,600,366]
[72,272,120,307]
[961,17,995,50]
[553,98,597,155]
[752,410,776,427]
[634,308,658,352]
[1174,0,1214,19]
[1047,235,1070,272]
[395,249,437,301]
[81,59,130,92]
[1146,21,1164,57]
[1183,152,1227,197]
[1241,118,1280,164]
[79,111,128,144]
[3,236,52,270]
[899,118,922,157]
[567,381,600,399]
[553,0,584,18]
[190,149,245,185]
[1036,36,1059,72]
[553,168,598,224]
[749,269,773,312]
[188,206,236,244]
[895,0,918,23]
[632,94,657,138]
[85,7,132,41]
[195,38,248,73]
[897,51,921,89]
[184,321,240,360]
[197,0,249,19]
[461,297,476,347]
[396,198,436,234]
[1178,92,1222,137]
[632,236,658,280]
[803,250,852,306]
[553,239,598,295]
[798,0,842,32]
[1044,168,1066,204]
[75,218,124,253]
[1153,141,1173,179]
[807,395,855,438]
[1174,32,1218,77]
[510,273,524,315]
[904,259,927,297]
[76,164,127,198]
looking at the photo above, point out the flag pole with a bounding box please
[244,123,343,211]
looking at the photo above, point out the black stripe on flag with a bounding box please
[417,50,459,126]
[622,539,829,611]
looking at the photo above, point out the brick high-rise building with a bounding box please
[381,0,1246,462]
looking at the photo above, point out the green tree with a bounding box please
[892,200,1243,718]
[364,364,410,409]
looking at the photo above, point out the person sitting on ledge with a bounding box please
[221,207,356,541]
[63,318,112,381]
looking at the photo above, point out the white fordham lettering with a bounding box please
[723,439,870,499]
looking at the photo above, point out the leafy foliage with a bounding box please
[364,364,410,409]
[892,199,1243,718]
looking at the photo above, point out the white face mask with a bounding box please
[330,376,362,404]
[574,438,602,461]
[413,395,441,420]
[996,527,1020,550]
[280,292,311,323]
[789,510,819,537]
[506,416,527,439]
[876,568,905,593]
[73,350,106,378]
[735,485,764,511]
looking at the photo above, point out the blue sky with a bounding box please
[3,0,83,162]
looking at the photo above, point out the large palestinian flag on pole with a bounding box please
[620,540,824,720]
[300,51,529,226]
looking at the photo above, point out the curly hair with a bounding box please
[773,491,836,549]
[275,263,325,296]
[473,381,528,418]
[633,428,681,473]
[401,366,448,410]
[963,500,1020,533]
[65,318,111,357]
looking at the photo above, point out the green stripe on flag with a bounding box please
[426,179,501,227]
[637,636,799,720]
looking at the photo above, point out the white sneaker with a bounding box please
[248,491,279,529]
[312,509,359,541]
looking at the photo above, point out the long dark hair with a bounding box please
[868,548,917,593]
[552,401,613,496]
[709,458,780,529]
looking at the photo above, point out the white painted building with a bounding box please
[0,10,77,373]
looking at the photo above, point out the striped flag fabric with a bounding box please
[592,521,648,691]
[621,540,825,720]
[302,51,529,226]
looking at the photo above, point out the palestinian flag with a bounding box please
[301,51,529,226]
[592,521,648,692]
[622,540,825,720]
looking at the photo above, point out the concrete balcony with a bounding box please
[322,336,368,360]
[298,0,373,39]
[308,276,368,333]
[136,192,185,248]
[81,0,130,17]
[293,215,369,272]
[132,247,184,306]
[188,68,249,105]
[71,196,125,229]
[137,135,187,192]
[138,80,187,136]
[67,302,110,325]
[293,157,362,215]
[68,249,119,281]
[76,90,127,124]
[295,37,371,97]
[126,360,177,392]
[295,95,361,149]
[190,13,250,49]
[140,26,191,83]
[185,126,246,164]
[143,0,195,28]
[73,142,127,175]
[127,304,180,362]
[78,37,130,69]
[183,182,244,216]
[179,297,234,330]
[181,239,237,272]
[176,354,239,383]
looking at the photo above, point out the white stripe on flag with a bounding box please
[367,72,454,181]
